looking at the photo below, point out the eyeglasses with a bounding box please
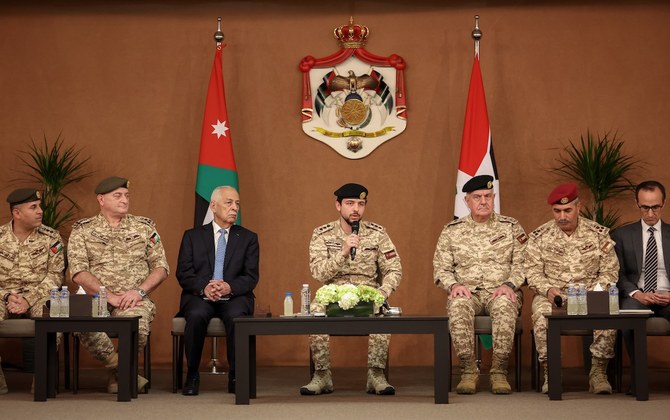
[639,205,663,213]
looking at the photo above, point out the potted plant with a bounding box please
[15,133,92,234]
[552,130,639,229]
[314,284,385,317]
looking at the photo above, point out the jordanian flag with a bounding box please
[453,53,500,219]
[194,44,240,227]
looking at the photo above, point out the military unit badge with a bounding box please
[299,18,408,159]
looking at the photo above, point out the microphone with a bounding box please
[554,295,563,308]
[350,221,360,260]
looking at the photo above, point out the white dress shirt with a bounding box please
[636,219,669,292]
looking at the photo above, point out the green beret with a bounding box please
[95,176,129,194]
[7,188,42,206]
[334,183,368,200]
[462,175,494,193]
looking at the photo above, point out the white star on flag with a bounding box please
[211,119,229,139]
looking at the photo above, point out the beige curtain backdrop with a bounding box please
[1,1,669,369]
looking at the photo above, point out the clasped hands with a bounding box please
[107,289,145,310]
[204,280,232,301]
[634,290,670,307]
[6,292,29,314]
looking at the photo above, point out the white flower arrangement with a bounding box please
[314,283,385,310]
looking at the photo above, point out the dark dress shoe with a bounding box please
[228,376,236,394]
[182,377,200,396]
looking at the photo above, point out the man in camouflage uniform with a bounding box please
[526,183,619,394]
[433,175,526,395]
[0,188,65,394]
[68,176,169,393]
[301,183,402,396]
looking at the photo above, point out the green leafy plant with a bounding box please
[16,133,92,232]
[552,130,638,228]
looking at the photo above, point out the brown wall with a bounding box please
[2,1,670,369]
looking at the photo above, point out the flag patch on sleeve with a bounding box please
[150,232,161,245]
[50,241,63,254]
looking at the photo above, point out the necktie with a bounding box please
[213,228,227,280]
[643,226,658,293]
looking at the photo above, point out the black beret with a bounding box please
[95,176,129,194]
[334,183,368,200]
[462,175,494,193]
[7,188,42,206]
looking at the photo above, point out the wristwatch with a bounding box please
[503,281,516,290]
[137,288,148,299]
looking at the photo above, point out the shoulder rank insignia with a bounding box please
[135,215,156,227]
[71,218,93,229]
[315,222,335,235]
[364,221,384,232]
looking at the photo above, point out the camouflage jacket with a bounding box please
[526,217,619,297]
[68,213,169,293]
[433,213,527,293]
[0,221,65,307]
[308,220,402,297]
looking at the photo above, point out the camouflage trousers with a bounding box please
[531,294,615,362]
[447,290,522,359]
[77,299,155,363]
[309,301,389,370]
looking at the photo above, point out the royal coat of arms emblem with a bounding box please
[300,18,408,159]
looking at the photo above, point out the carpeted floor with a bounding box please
[2,366,669,419]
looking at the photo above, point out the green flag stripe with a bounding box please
[195,164,239,201]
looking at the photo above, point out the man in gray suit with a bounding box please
[613,180,670,317]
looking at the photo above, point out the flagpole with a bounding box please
[214,17,224,46]
[472,15,482,57]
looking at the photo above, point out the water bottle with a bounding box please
[577,283,588,315]
[92,294,99,317]
[59,286,70,317]
[99,286,109,317]
[300,284,311,315]
[567,283,578,315]
[609,283,620,315]
[49,287,60,318]
[283,292,294,316]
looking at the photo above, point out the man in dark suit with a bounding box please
[176,186,259,396]
[614,180,670,316]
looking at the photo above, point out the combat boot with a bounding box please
[541,362,548,394]
[589,357,612,394]
[300,369,333,395]
[366,367,395,395]
[0,356,8,394]
[456,355,479,394]
[489,354,512,394]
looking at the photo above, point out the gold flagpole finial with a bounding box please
[472,15,482,56]
[214,17,224,44]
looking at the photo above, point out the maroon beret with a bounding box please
[547,183,578,205]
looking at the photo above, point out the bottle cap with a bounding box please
[302,284,308,287]
[285,292,292,296]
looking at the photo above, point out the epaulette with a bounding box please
[497,214,518,224]
[446,218,466,228]
[530,221,553,239]
[38,224,60,238]
[314,222,336,235]
[363,221,385,232]
[131,215,156,227]
[71,217,94,229]
[581,217,609,235]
